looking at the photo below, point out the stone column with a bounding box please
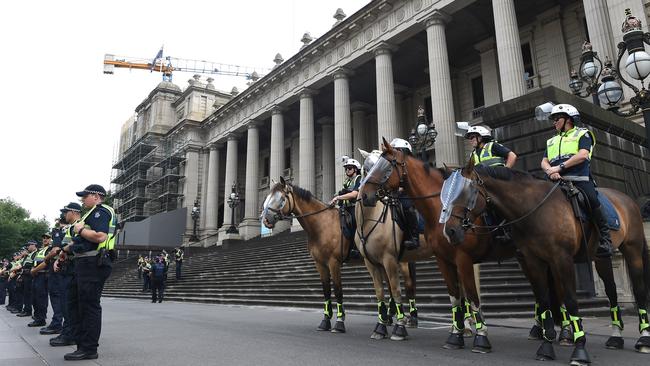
[182,148,200,240]
[318,117,335,201]
[204,144,220,236]
[373,42,399,145]
[299,90,316,192]
[540,9,570,91]
[351,102,370,160]
[425,11,460,166]
[270,107,290,233]
[333,68,353,189]
[493,0,528,101]
[583,0,615,62]
[219,134,240,240]
[240,123,261,239]
[474,38,502,106]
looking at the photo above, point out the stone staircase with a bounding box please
[102,231,609,319]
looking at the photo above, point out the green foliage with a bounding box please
[0,198,49,259]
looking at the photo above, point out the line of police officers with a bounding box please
[1,184,116,361]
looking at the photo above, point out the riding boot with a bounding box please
[593,206,613,258]
[402,207,420,250]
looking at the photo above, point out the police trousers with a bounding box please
[68,257,111,353]
[32,273,48,322]
[47,272,65,329]
[0,278,6,305]
[573,180,601,211]
[21,274,33,314]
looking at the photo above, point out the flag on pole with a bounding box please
[151,46,163,72]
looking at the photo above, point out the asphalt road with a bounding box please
[1,297,649,365]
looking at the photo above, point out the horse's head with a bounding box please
[359,137,407,207]
[440,157,487,244]
[261,176,294,228]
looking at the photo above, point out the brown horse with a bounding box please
[442,158,650,363]
[359,138,516,352]
[261,177,416,333]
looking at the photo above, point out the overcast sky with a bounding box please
[0,0,368,223]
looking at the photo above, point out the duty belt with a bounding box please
[563,175,589,182]
[74,250,98,259]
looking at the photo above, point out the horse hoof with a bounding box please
[558,327,574,347]
[370,322,387,340]
[463,328,474,338]
[472,335,492,353]
[605,336,624,349]
[443,333,464,350]
[371,332,386,340]
[317,318,331,331]
[331,321,346,333]
[570,344,591,365]
[390,324,408,341]
[535,341,556,361]
[406,315,418,328]
[528,324,543,341]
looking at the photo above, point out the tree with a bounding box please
[0,198,49,259]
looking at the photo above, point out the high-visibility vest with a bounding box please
[34,246,50,263]
[341,175,361,206]
[471,141,506,167]
[80,204,116,251]
[546,127,595,165]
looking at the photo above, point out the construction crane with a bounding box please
[103,48,263,83]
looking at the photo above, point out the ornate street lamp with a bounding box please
[568,41,603,106]
[598,9,650,148]
[190,199,200,242]
[226,183,240,234]
[408,106,438,159]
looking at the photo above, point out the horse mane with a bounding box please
[474,165,536,181]
[269,182,316,202]
[418,159,451,179]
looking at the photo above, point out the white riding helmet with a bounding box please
[464,125,492,140]
[549,104,580,122]
[390,138,412,152]
[343,158,361,170]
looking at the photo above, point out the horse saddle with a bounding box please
[561,184,620,231]
[391,204,425,235]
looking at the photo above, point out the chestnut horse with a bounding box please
[359,139,517,353]
[261,177,416,333]
[442,159,650,364]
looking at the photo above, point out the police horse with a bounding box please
[261,177,416,333]
[441,158,650,364]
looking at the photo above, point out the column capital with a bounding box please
[226,133,240,141]
[207,142,222,150]
[474,37,496,53]
[424,10,451,28]
[271,106,285,115]
[299,88,318,99]
[246,120,261,130]
[316,116,334,126]
[350,101,373,112]
[332,67,354,80]
[370,41,398,57]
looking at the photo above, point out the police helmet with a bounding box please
[464,125,493,141]
[389,138,412,152]
[549,104,580,123]
[343,158,361,171]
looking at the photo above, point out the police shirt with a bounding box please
[51,227,65,247]
[543,133,592,178]
[71,205,111,254]
[474,142,511,161]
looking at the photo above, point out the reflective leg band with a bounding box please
[639,308,650,333]
[409,299,417,313]
[540,310,555,342]
[570,315,585,342]
[560,306,570,327]
[534,303,540,323]
[337,303,344,318]
[452,305,464,331]
[472,309,485,330]
[464,299,472,320]
[324,300,332,318]
[388,297,396,315]
[610,306,623,330]
[378,301,388,323]
[395,303,404,320]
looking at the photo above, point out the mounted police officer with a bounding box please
[330,157,362,258]
[389,138,421,250]
[61,184,116,360]
[541,103,612,258]
[465,125,517,168]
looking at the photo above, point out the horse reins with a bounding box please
[267,189,335,221]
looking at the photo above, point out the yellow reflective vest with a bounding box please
[79,204,117,251]
[471,141,505,167]
[546,127,595,165]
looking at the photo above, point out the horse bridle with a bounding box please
[449,169,492,232]
[265,186,334,222]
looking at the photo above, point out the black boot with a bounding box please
[402,207,420,250]
[593,206,613,258]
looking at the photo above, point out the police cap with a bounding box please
[60,202,82,213]
[75,184,107,197]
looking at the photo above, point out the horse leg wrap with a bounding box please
[472,309,486,334]
[336,303,345,321]
[639,308,650,333]
[330,303,346,333]
[540,310,557,342]
[387,298,396,326]
[377,301,388,324]
[323,300,333,319]
[605,305,625,349]
[406,299,418,328]
[610,305,624,330]
[635,308,650,352]
[317,300,332,331]
[528,303,543,341]
[451,305,465,333]
[570,340,591,365]
[570,315,586,343]
[463,298,472,321]
[558,307,574,346]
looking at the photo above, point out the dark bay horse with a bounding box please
[261,177,416,333]
[442,159,650,364]
[359,138,516,353]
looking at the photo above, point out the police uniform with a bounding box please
[7,254,23,312]
[17,242,38,317]
[174,248,184,280]
[0,260,9,305]
[471,141,512,167]
[64,185,115,360]
[29,234,52,327]
[150,260,165,303]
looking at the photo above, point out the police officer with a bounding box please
[61,184,116,360]
[40,220,68,335]
[541,103,612,258]
[28,233,52,327]
[174,247,184,280]
[150,257,165,303]
[7,251,25,313]
[17,240,38,318]
[0,258,9,305]
[389,138,422,250]
[465,125,517,168]
[330,157,362,258]
[49,202,82,347]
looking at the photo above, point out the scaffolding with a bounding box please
[143,137,186,217]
